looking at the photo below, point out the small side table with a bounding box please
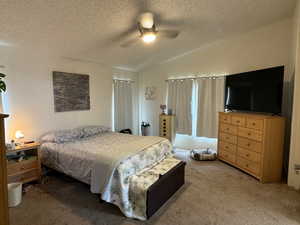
[6,143,41,184]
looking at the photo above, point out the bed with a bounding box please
[40,126,185,220]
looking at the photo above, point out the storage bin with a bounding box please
[7,182,22,207]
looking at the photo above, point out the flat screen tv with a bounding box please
[225,66,284,114]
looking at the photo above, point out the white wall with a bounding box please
[288,2,300,190]
[1,51,113,142]
[139,19,294,137]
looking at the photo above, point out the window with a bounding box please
[166,77,225,138]
[113,79,133,132]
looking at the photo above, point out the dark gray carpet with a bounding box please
[9,150,300,225]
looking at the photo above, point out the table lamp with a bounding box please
[15,130,24,145]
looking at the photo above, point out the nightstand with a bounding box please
[6,143,41,184]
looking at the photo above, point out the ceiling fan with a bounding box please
[120,12,180,48]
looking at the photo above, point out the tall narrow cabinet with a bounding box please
[0,114,9,225]
[218,112,285,182]
[159,114,175,144]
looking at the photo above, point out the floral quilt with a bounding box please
[41,131,175,220]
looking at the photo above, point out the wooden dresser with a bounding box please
[7,143,41,184]
[0,114,9,225]
[159,114,175,144]
[218,112,285,182]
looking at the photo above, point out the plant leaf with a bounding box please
[0,73,6,78]
[0,81,6,92]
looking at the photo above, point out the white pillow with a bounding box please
[80,125,111,138]
[40,126,111,143]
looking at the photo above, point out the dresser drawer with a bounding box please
[160,123,170,136]
[237,137,263,153]
[237,147,261,163]
[219,132,237,144]
[7,160,38,176]
[160,119,169,126]
[8,169,39,183]
[160,130,171,139]
[160,126,169,134]
[246,118,264,130]
[231,116,246,126]
[236,157,260,176]
[160,118,170,126]
[219,141,237,154]
[219,151,236,164]
[160,132,169,138]
[220,114,231,124]
[238,127,263,142]
[220,123,237,135]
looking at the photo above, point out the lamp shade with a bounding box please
[15,130,24,139]
[139,12,154,29]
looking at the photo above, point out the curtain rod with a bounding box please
[113,79,135,83]
[165,75,225,82]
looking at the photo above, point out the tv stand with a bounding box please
[218,111,285,182]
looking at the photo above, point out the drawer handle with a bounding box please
[246,154,250,157]
[237,120,240,123]
[246,164,249,167]
[252,123,256,126]
[247,143,251,147]
[225,146,228,149]
[226,137,229,139]
[226,128,229,131]
[248,133,251,136]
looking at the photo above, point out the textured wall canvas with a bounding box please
[53,71,90,112]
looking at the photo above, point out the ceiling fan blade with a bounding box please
[110,26,138,44]
[155,13,185,27]
[120,37,140,48]
[158,30,180,39]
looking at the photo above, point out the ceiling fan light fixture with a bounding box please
[139,12,154,29]
[142,32,156,43]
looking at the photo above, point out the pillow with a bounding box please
[80,125,111,138]
[40,126,111,143]
[40,128,84,144]
[55,128,85,143]
[39,132,56,143]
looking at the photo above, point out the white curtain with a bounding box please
[197,77,225,138]
[113,80,133,131]
[167,79,193,135]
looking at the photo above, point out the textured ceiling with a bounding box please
[0,0,296,71]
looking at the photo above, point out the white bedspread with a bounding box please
[41,132,173,219]
[91,133,167,193]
